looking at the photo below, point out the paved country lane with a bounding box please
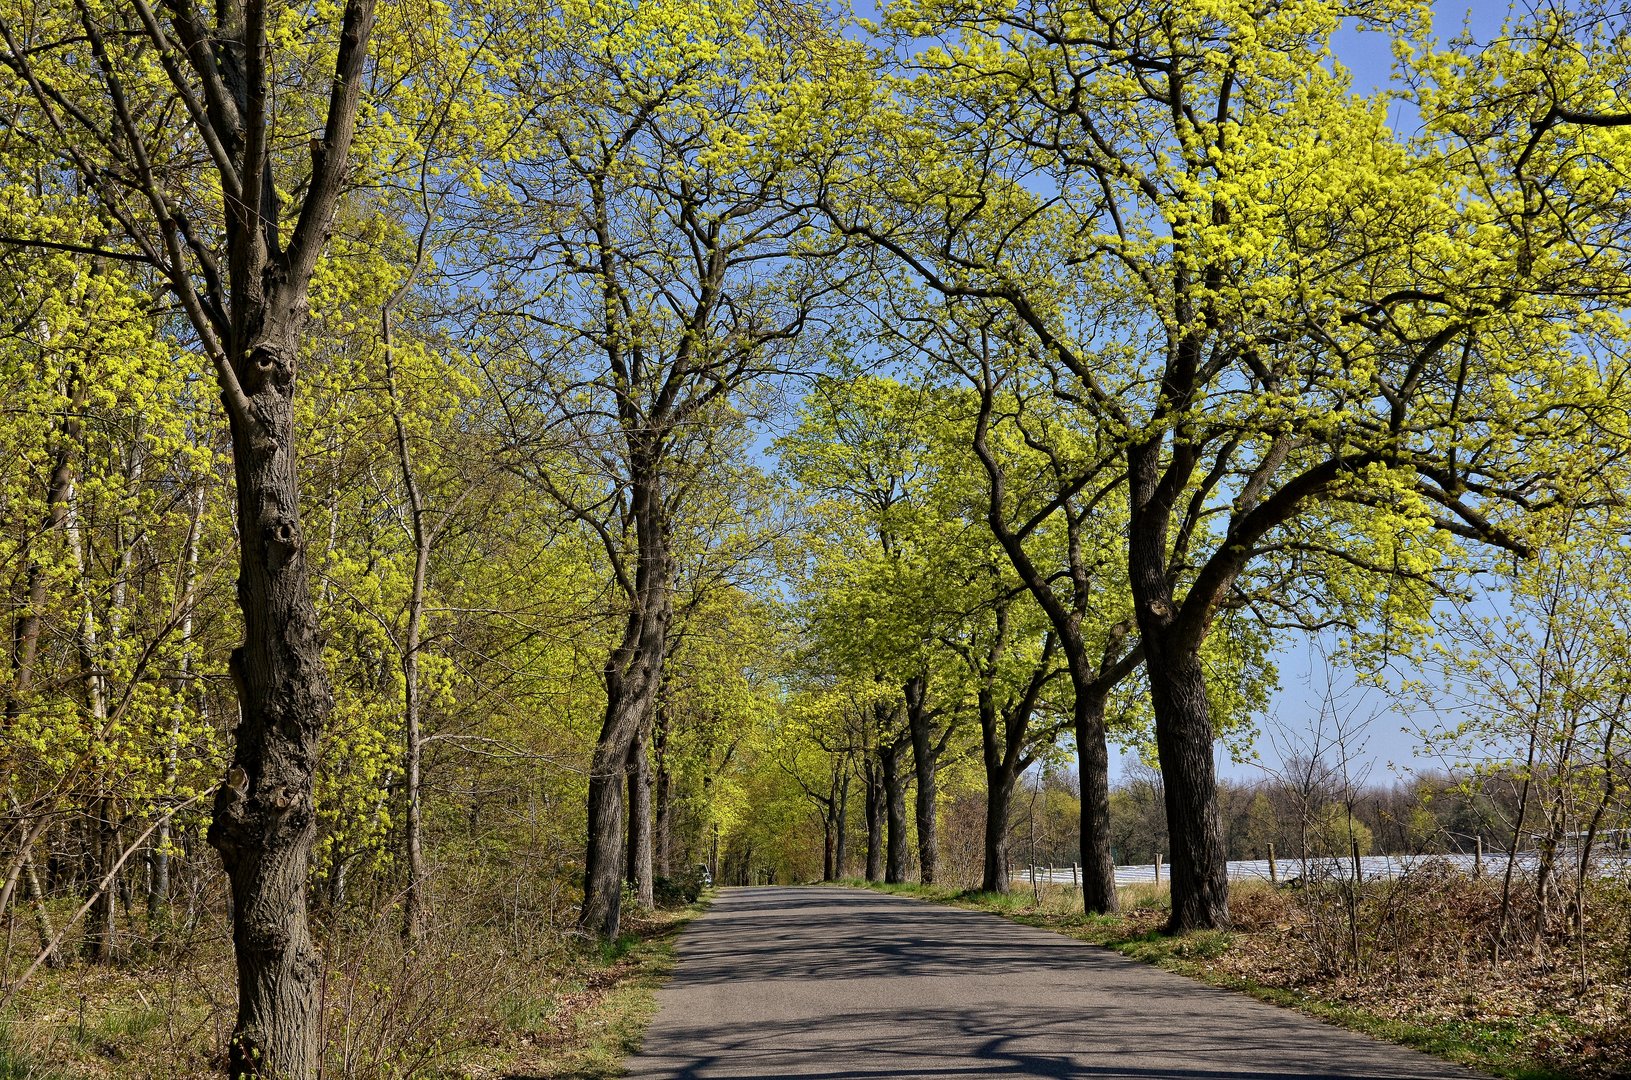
[623,885,1487,1080]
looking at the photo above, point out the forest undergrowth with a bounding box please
[0,892,707,1080]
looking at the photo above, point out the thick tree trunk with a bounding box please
[1143,635,1229,931]
[978,682,1017,894]
[583,747,627,924]
[208,361,335,1078]
[881,740,909,884]
[583,683,639,937]
[183,1,379,1070]
[981,767,1015,894]
[864,759,884,882]
[626,718,654,909]
[905,676,939,885]
[968,381,1135,913]
[580,466,670,939]
[1128,428,1229,933]
[1074,684,1119,914]
[822,807,837,882]
[6,0,372,1059]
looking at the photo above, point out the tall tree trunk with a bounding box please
[209,392,335,1077]
[1129,431,1229,933]
[968,376,1134,914]
[66,493,117,963]
[626,716,654,909]
[176,2,379,1071]
[881,739,909,884]
[1074,678,1119,914]
[8,0,373,1056]
[905,675,940,885]
[982,767,1015,894]
[864,758,884,882]
[978,677,1017,895]
[580,466,671,940]
[834,766,849,879]
[583,676,635,936]
[822,806,837,882]
[1141,632,1229,931]
[386,304,433,944]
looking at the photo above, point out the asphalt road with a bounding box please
[624,885,1486,1080]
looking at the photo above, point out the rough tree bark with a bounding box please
[1073,677,1120,914]
[1128,438,1229,932]
[580,464,671,939]
[0,0,386,1069]
[904,673,955,886]
[880,735,909,884]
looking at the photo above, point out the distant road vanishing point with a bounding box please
[624,886,1486,1080]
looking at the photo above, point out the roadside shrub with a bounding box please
[321,905,545,1080]
[1226,881,1290,932]
[653,867,707,908]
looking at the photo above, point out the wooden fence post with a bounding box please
[1154,853,1162,886]
[1268,842,1278,885]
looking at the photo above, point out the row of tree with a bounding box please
[1,0,1628,1076]
[753,762,1585,888]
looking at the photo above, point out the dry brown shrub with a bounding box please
[1227,881,1291,932]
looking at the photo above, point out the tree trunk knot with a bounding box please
[263,518,300,555]
[250,347,294,389]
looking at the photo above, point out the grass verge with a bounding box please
[835,879,1600,1080]
[484,894,709,1080]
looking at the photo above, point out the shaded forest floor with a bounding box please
[0,895,706,1079]
[841,878,1630,1080]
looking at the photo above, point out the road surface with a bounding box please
[624,885,1485,1080]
